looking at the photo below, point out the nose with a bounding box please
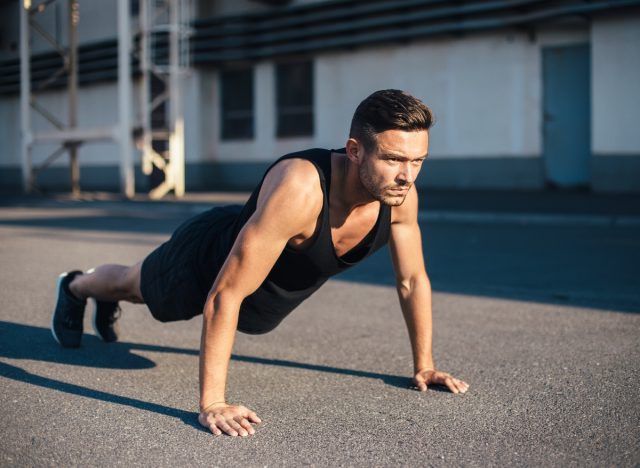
[398,162,415,185]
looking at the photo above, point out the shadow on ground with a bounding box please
[0,360,205,432]
[339,228,640,314]
[0,321,411,388]
[0,321,422,428]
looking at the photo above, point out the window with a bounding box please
[276,60,314,138]
[220,68,254,140]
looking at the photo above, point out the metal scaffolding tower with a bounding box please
[138,0,192,199]
[20,0,134,197]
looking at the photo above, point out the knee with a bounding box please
[117,265,144,303]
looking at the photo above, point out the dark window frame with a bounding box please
[275,60,314,138]
[220,67,255,141]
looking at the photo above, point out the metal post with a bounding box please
[139,0,153,176]
[140,0,190,199]
[68,0,80,196]
[169,0,185,197]
[117,0,134,198]
[19,0,32,193]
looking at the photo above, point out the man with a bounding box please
[51,89,469,438]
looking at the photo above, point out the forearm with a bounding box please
[397,274,435,372]
[199,292,241,411]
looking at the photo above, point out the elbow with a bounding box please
[396,273,430,299]
[396,279,414,300]
[396,278,410,296]
[203,289,243,322]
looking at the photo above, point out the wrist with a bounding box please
[414,361,435,374]
[200,400,226,412]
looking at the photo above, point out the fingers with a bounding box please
[447,376,469,394]
[412,373,429,392]
[443,375,460,394]
[198,412,223,436]
[236,416,256,436]
[227,419,248,437]
[440,374,469,395]
[418,370,470,395]
[416,381,428,392]
[246,410,262,424]
[215,417,240,437]
[199,407,262,437]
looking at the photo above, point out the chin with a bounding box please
[378,194,407,206]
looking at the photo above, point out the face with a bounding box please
[350,129,429,206]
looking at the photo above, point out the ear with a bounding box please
[345,138,364,164]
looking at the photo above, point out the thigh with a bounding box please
[138,206,240,322]
[139,230,208,322]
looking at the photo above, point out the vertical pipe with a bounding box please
[20,1,32,193]
[68,0,80,196]
[169,0,185,197]
[117,0,134,198]
[140,0,152,176]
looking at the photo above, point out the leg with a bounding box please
[69,262,144,304]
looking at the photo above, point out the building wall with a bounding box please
[315,33,540,159]
[201,25,591,190]
[1,2,639,193]
[591,13,640,192]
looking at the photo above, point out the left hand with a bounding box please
[198,402,261,437]
[413,369,469,394]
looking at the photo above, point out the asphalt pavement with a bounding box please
[0,190,638,467]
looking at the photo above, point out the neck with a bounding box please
[332,152,377,213]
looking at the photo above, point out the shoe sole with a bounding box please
[50,272,67,346]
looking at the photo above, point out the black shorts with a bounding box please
[140,205,240,322]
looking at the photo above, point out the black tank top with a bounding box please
[208,148,392,334]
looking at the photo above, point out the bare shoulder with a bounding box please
[264,158,321,189]
[391,185,420,225]
[257,158,323,223]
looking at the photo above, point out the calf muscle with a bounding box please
[69,263,144,303]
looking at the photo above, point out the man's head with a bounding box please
[347,90,433,206]
[350,89,433,153]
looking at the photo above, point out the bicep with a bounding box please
[389,219,427,284]
[211,216,289,300]
[389,188,427,283]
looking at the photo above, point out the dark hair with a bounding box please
[349,89,433,152]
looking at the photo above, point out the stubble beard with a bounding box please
[358,163,410,207]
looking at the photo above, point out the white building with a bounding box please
[1,0,639,193]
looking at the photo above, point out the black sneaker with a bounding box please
[92,300,121,342]
[51,271,86,348]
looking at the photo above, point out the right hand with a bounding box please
[198,402,262,437]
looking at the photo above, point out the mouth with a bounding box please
[387,187,409,194]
